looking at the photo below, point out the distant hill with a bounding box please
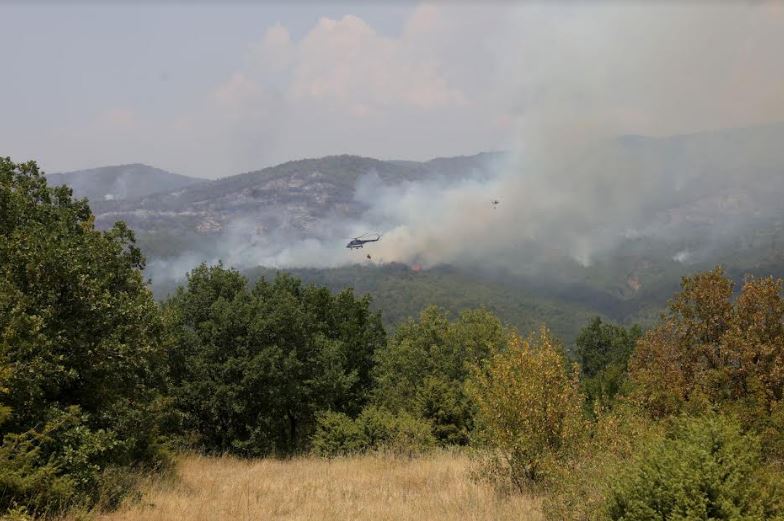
[87,152,505,234]
[47,163,205,203]
[52,126,784,340]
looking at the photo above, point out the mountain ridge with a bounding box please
[47,163,205,203]
[87,152,504,235]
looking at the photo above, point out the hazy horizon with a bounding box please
[4,2,784,179]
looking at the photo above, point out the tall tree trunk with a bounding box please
[288,411,297,450]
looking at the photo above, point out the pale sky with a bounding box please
[2,1,784,178]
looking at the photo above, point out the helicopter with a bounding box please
[491,199,500,209]
[346,232,382,249]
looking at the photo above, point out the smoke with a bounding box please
[360,2,784,270]
[146,3,784,284]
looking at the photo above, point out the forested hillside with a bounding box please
[43,124,784,345]
[243,264,599,343]
[6,1,784,518]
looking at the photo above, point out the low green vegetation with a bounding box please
[2,158,784,519]
[311,406,434,457]
[607,415,783,521]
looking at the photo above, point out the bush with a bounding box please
[606,414,784,521]
[575,317,641,410]
[466,328,585,492]
[311,412,368,457]
[358,406,435,456]
[0,404,164,516]
[543,404,664,521]
[413,376,472,446]
[312,406,435,457]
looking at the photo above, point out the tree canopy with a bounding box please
[163,264,386,456]
[575,317,642,409]
[630,266,784,456]
[373,306,506,445]
[0,158,167,515]
[467,328,585,490]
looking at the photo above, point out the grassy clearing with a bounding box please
[88,451,542,521]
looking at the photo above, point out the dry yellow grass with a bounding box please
[91,451,542,521]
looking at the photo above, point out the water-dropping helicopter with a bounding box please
[346,232,382,249]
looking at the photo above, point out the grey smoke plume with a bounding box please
[362,2,784,269]
[147,3,784,283]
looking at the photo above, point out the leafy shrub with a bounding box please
[543,404,664,521]
[0,405,161,516]
[413,376,473,446]
[312,406,435,457]
[467,328,585,492]
[358,406,435,456]
[606,414,784,521]
[0,420,77,516]
[311,411,369,457]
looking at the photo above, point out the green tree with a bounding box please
[467,328,585,491]
[0,158,167,515]
[629,267,784,455]
[576,317,642,409]
[164,264,386,456]
[373,306,505,445]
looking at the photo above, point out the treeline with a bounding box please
[2,158,784,520]
[242,264,597,343]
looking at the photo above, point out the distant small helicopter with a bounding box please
[491,200,500,209]
[346,232,381,249]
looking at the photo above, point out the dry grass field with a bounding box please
[90,451,542,521]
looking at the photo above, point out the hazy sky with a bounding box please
[2,1,784,178]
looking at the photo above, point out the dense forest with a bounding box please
[3,157,784,520]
